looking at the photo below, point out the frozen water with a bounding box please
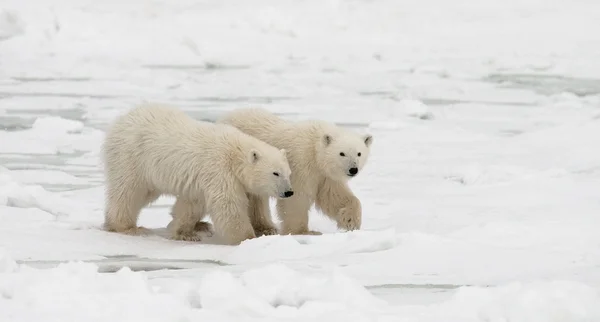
[1,0,600,320]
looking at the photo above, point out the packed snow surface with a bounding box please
[1,0,600,320]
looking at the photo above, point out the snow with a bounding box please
[1,0,600,320]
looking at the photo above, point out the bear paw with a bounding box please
[194,221,214,237]
[305,230,323,235]
[288,229,322,236]
[170,230,204,242]
[254,226,279,237]
[337,207,361,231]
[119,226,153,236]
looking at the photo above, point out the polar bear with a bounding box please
[101,104,293,245]
[218,108,373,235]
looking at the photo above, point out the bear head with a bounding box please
[316,128,373,182]
[242,148,294,199]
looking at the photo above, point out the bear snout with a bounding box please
[348,167,359,176]
[281,190,294,198]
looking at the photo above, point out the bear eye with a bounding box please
[273,172,280,176]
[339,152,345,157]
[358,152,362,157]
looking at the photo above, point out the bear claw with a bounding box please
[170,230,203,242]
[254,227,279,236]
[337,207,360,231]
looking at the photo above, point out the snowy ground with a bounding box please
[1,0,600,320]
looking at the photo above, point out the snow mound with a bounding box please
[368,98,433,129]
[2,259,598,322]
[197,263,386,317]
[430,281,600,322]
[0,260,384,321]
[226,229,398,263]
[31,116,85,134]
[0,10,24,41]
[0,261,186,322]
[0,166,82,218]
[396,98,434,120]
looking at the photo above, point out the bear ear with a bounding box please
[249,149,260,163]
[322,134,332,146]
[364,134,373,147]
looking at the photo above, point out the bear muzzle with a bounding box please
[281,190,294,198]
[348,167,359,177]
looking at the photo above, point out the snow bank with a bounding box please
[0,260,186,322]
[0,259,384,321]
[0,256,598,322]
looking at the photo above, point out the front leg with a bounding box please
[247,193,278,236]
[316,178,362,231]
[277,194,321,235]
[210,193,256,245]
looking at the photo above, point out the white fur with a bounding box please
[101,103,292,244]
[218,108,373,235]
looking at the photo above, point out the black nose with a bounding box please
[284,190,294,197]
[349,167,358,176]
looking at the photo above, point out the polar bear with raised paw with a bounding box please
[218,108,372,235]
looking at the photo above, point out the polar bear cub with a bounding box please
[218,108,373,235]
[102,104,293,245]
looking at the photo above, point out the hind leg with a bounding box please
[168,197,209,241]
[103,181,160,236]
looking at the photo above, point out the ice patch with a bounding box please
[0,250,18,273]
[0,10,24,41]
[447,164,569,186]
[0,116,103,155]
[0,166,82,218]
[30,116,85,134]
[8,169,87,185]
[395,98,435,120]
[368,98,433,129]
[368,120,407,130]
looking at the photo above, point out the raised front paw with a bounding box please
[254,226,279,237]
[337,206,361,231]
